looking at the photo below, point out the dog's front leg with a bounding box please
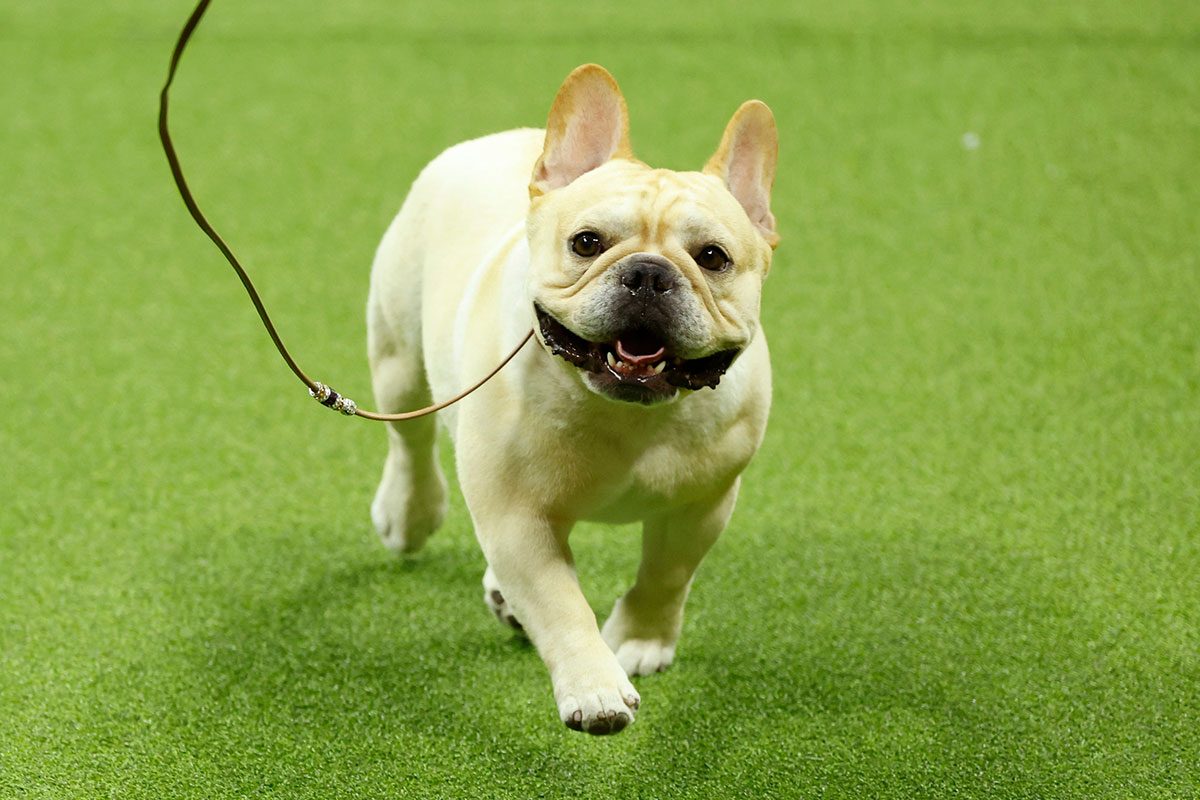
[601,480,740,676]
[477,512,640,735]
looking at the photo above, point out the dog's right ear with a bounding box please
[530,64,633,198]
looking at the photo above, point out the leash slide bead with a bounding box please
[309,382,357,415]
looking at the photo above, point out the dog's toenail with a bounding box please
[504,615,523,630]
[490,590,504,606]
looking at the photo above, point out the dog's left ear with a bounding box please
[531,64,634,198]
[704,100,779,248]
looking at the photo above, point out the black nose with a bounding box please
[620,259,676,297]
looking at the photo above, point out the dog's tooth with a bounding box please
[606,351,617,369]
[653,361,666,374]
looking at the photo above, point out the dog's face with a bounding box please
[526,65,779,405]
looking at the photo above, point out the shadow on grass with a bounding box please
[125,521,1197,796]
[137,539,598,792]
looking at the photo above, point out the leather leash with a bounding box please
[157,0,533,421]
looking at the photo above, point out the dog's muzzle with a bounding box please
[535,304,740,404]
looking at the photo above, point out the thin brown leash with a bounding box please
[157,0,533,422]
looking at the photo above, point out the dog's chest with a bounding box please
[546,409,755,523]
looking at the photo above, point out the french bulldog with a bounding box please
[366,64,778,734]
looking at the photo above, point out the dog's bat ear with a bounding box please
[531,64,634,198]
[704,100,779,248]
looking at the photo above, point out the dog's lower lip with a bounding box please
[534,304,739,393]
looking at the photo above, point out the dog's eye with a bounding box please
[695,244,731,272]
[570,231,604,258]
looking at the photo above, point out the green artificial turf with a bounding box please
[2,1,1198,797]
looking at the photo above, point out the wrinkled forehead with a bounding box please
[550,161,748,245]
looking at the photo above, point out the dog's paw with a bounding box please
[481,567,523,632]
[600,596,682,676]
[554,665,640,735]
[608,637,676,676]
[370,468,446,554]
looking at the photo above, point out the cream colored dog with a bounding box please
[366,65,778,735]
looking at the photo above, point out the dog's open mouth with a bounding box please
[535,305,739,402]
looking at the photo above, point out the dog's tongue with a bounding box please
[616,338,666,366]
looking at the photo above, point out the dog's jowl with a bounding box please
[367,65,778,735]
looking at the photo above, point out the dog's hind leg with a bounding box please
[482,565,524,632]
[366,275,447,554]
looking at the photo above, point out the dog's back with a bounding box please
[368,128,543,395]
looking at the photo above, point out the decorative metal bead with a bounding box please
[309,381,356,415]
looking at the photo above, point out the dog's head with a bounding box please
[526,65,779,406]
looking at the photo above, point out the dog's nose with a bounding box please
[619,258,676,297]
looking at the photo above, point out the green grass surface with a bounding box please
[2,1,1199,797]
